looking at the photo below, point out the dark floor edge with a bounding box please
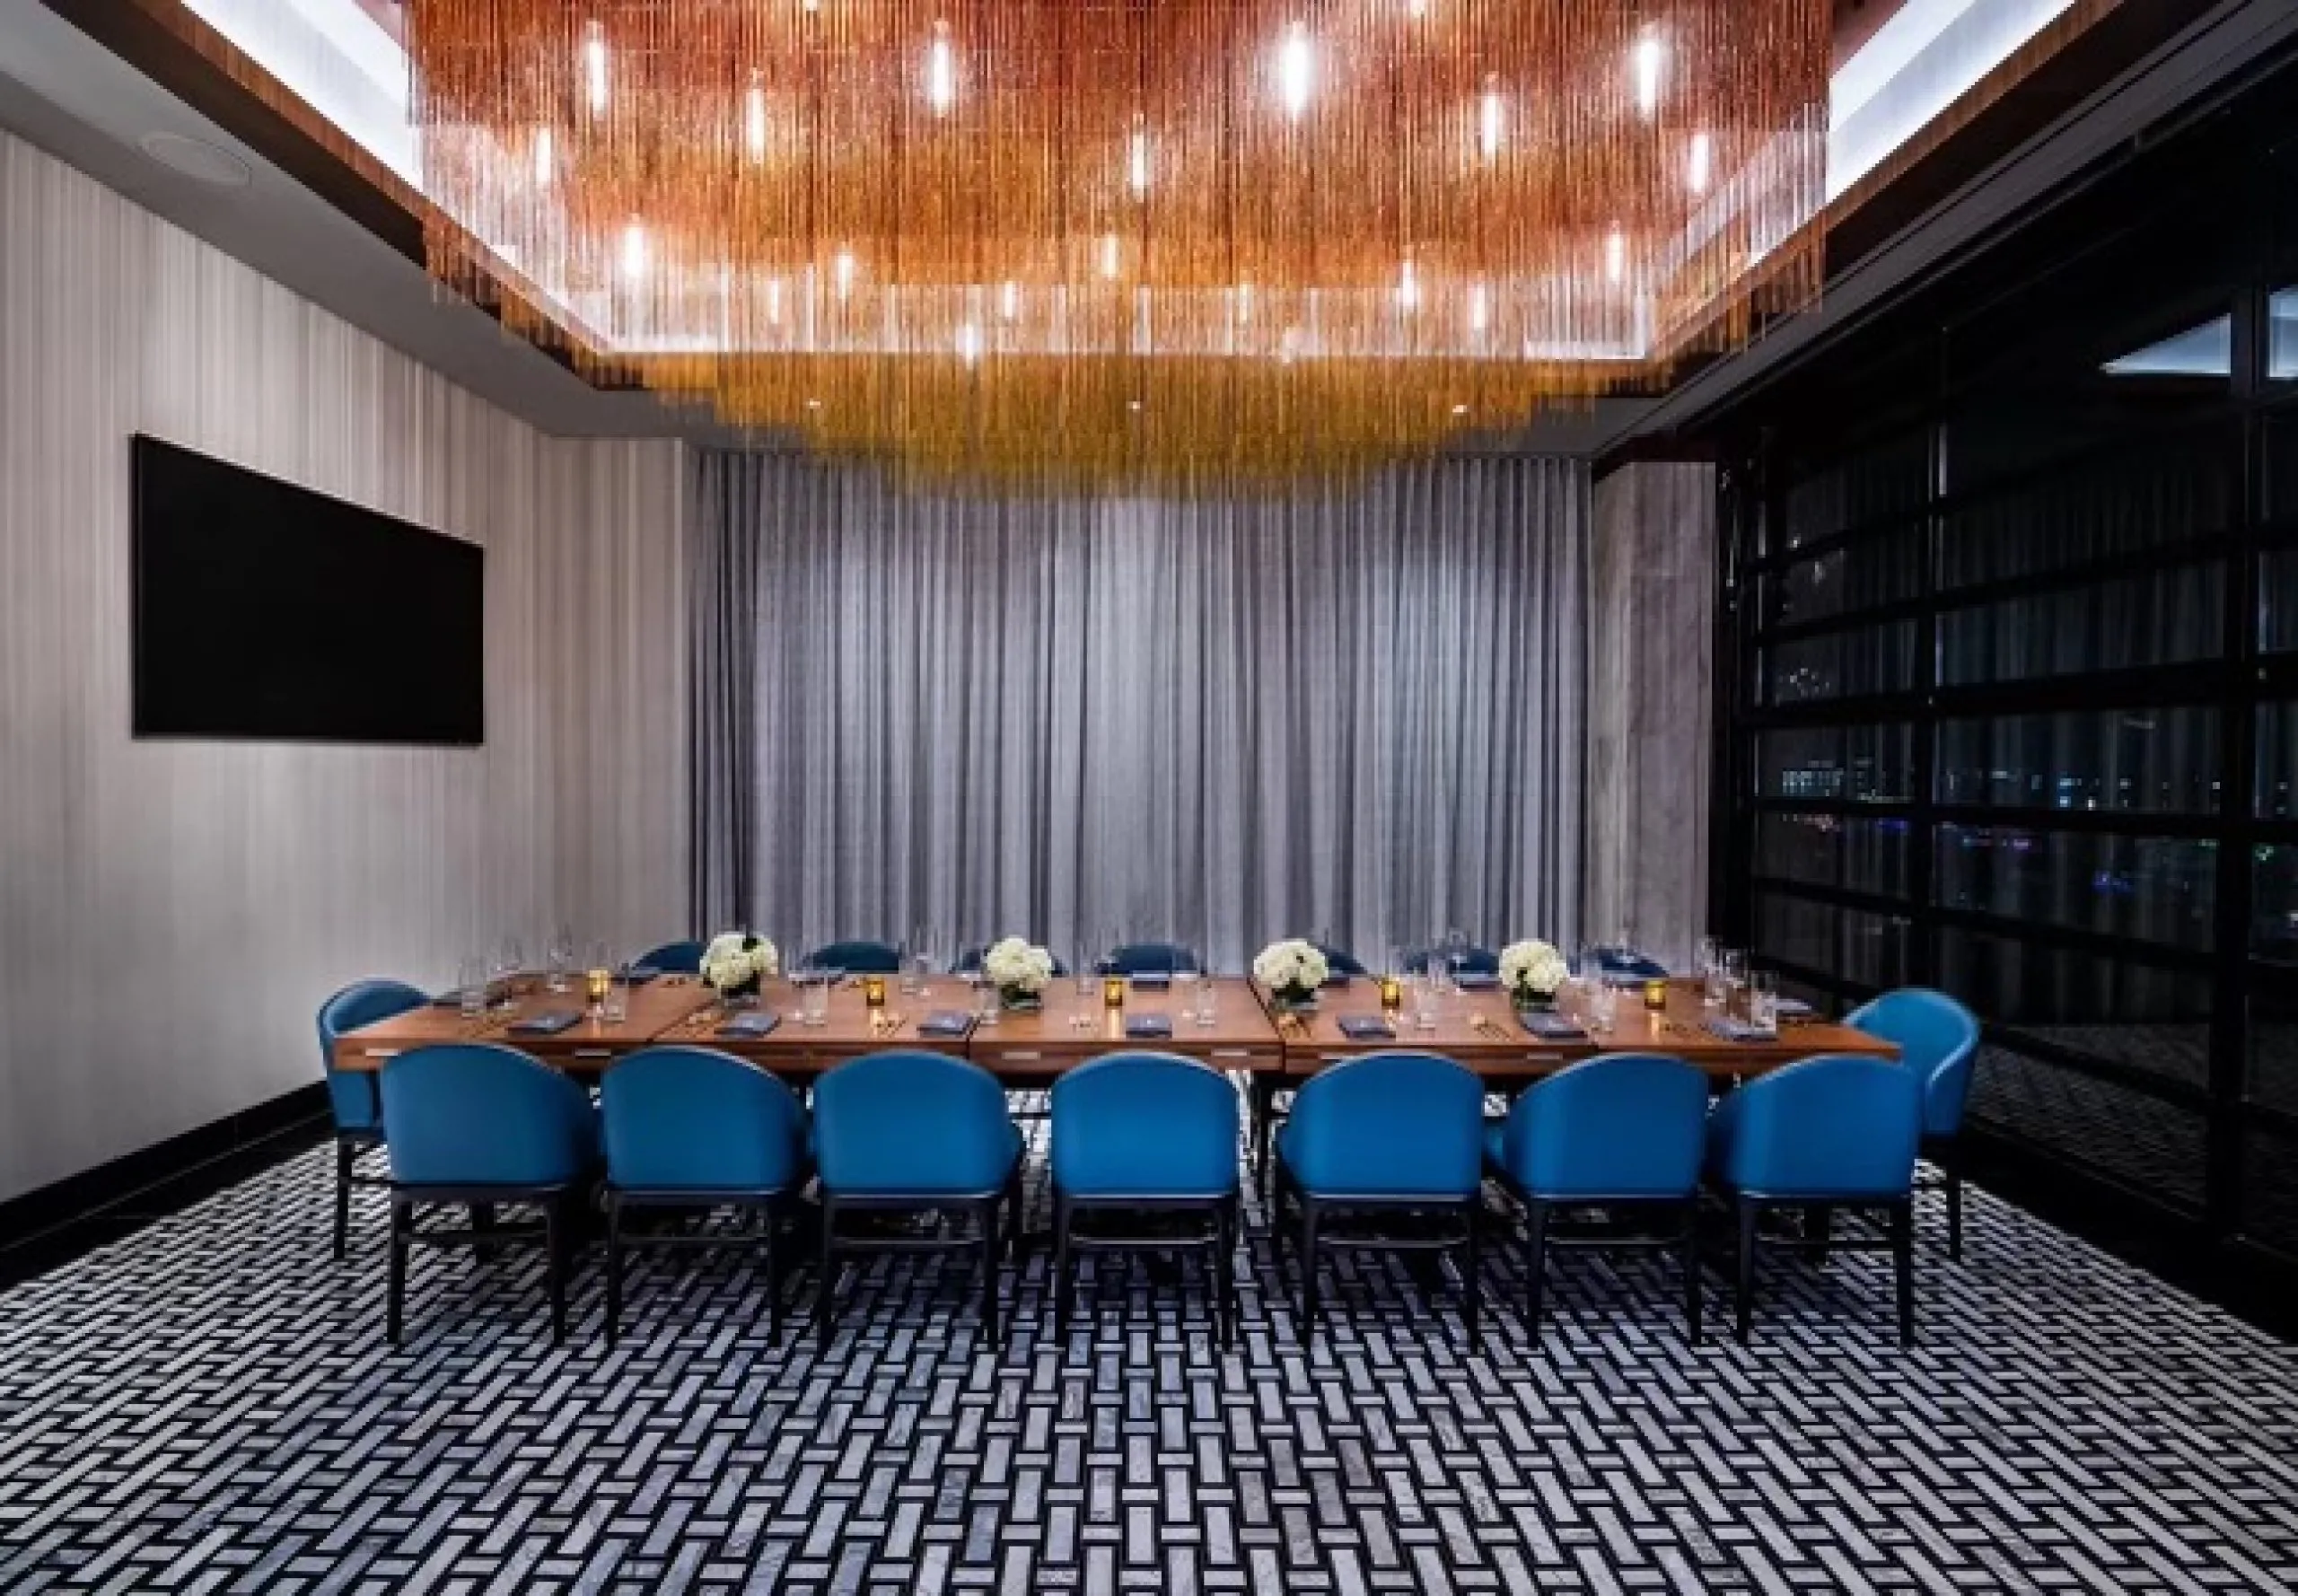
[1960,1126,2298,1343]
[0,1084,330,1289]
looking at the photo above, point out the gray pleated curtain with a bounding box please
[690,451,1591,973]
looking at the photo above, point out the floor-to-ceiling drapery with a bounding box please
[689,452,1590,973]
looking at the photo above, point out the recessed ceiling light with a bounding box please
[136,132,250,188]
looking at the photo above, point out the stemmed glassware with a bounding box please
[545,925,576,993]
[490,937,524,1012]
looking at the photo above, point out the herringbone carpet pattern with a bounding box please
[1,1142,2294,1594]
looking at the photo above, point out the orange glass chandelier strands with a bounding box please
[407,0,1831,487]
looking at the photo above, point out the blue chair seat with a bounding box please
[635,940,706,975]
[1846,987,1981,1258]
[803,940,904,976]
[315,978,427,1259]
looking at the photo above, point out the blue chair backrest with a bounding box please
[954,944,1071,977]
[1711,1054,1922,1200]
[635,940,706,975]
[814,1050,1017,1196]
[1285,1051,1485,1197]
[1098,942,1203,976]
[1595,947,1670,979]
[601,1047,808,1194]
[1501,1053,1707,1198]
[379,1044,599,1188]
[803,939,903,975]
[1051,1052,1240,1198]
[317,978,427,1135]
[1311,943,1368,978]
[1846,987,1980,1137]
[1408,945,1500,978]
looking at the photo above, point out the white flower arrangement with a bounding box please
[981,936,1055,1000]
[701,932,779,997]
[1253,938,1330,1004]
[1499,939,1569,1006]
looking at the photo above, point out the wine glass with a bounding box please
[545,924,575,993]
[491,936,524,1011]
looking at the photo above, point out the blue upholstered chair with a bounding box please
[1408,944,1500,978]
[378,1043,601,1346]
[1097,942,1203,977]
[953,945,1071,977]
[1311,943,1368,978]
[1594,946,1671,980]
[1049,1053,1242,1346]
[600,1047,811,1346]
[1846,988,1981,1258]
[1274,1051,1487,1350]
[316,978,427,1259]
[633,940,706,976]
[1485,1054,1710,1341]
[811,1051,1023,1349]
[803,939,904,976]
[1705,1055,1923,1345]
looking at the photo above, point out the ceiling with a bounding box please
[3,0,2285,459]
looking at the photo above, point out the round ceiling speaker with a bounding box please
[136,132,252,188]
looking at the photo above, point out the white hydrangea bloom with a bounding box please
[1499,939,1568,1003]
[982,935,1054,995]
[1252,938,1330,997]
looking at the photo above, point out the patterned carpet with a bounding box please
[1,1141,2294,1595]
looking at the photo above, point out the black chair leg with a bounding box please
[386,1200,409,1346]
[1461,1202,1481,1355]
[816,1199,838,1353]
[333,1141,355,1261]
[1681,1198,1702,1346]
[1297,1199,1321,1347]
[979,1198,1001,1350]
[1892,1200,1916,1347]
[1944,1150,1965,1262]
[1053,1193,1074,1342]
[604,1196,624,1347]
[545,1201,569,1345]
[1220,1196,1240,1350]
[1735,1197,1760,1345]
[764,1202,785,1346]
[1523,1199,1549,1335]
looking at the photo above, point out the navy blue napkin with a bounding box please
[1706,1016,1776,1043]
[1452,971,1500,991]
[1521,1013,1587,1041]
[429,988,477,1008]
[716,1012,780,1039]
[1776,997,1814,1019]
[1338,1015,1394,1041]
[917,1011,975,1039]
[1130,972,1172,991]
[511,1010,581,1036]
[1321,972,1354,989]
[1126,1014,1174,1039]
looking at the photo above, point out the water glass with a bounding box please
[601,971,630,1025]
[1749,970,1779,1034]
[972,974,1000,1026]
[1174,970,1203,1024]
[492,937,524,1011]
[545,925,575,993]
[1411,972,1441,1032]
[800,968,831,1027]
[1706,948,1737,1011]
[457,954,487,1018]
[1593,979,1623,1036]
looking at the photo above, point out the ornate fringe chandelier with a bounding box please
[408,1,1829,487]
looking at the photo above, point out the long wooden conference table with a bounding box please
[333,972,1899,1178]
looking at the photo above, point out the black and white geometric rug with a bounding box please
[1,1143,2294,1594]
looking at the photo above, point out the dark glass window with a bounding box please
[2254,704,2298,818]
[1764,621,1918,704]
[2250,845,2298,963]
[1761,522,1926,630]
[1937,426,2237,591]
[1754,891,1908,987]
[1936,563,2224,686]
[2248,981,2298,1116]
[1756,813,1911,897]
[1969,1046,2207,1210]
[1781,432,1930,551]
[1936,929,2211,1092]
[2268,412,2298,522]
[2241,1130,2298,1256]
[1937,707,2219,813]
[2271,287,2297,384]
[1756,723,1916,802]
[1935,827,2217,951]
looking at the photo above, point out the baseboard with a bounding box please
[0,1083,330,1287]
[1960,1126,2298,1343]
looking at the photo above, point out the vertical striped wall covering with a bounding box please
[1585,461,1716,972]
[0,130,688,1204]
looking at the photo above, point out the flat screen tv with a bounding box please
[131,434,485,745]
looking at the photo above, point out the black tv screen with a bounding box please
[132,435,484,745]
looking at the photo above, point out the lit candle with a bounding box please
[1103,977,1126,1010]
[864,976,887,1009]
